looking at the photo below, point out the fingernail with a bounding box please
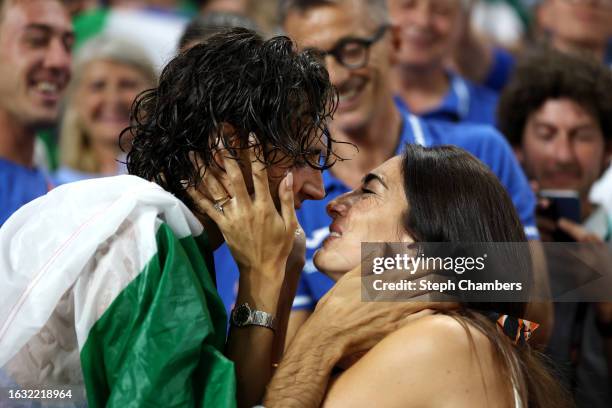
[286,172,293,189]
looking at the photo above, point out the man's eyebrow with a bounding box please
[533,121,598,131]
[24,23,75,37]
[24,24,52,32]
[362,173,387,189]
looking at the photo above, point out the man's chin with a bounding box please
[23,109,60,130]
[333,112,369,135]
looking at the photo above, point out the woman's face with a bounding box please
[75,59,151,146]
[314,156,413,279]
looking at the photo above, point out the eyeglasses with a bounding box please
[306,25,389,70]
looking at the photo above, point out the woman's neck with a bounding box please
[91,141,120,174]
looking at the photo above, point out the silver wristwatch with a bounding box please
[231,303,276,332]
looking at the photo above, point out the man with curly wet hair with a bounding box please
[0,27,339,407]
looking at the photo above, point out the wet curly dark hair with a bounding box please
[124,27,338,212]
[498,48,612,147]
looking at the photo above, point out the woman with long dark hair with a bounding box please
[306,144,570,407]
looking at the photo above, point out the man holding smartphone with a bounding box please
[498,48,612,408]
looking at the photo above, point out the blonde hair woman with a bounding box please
[55,35,156,184]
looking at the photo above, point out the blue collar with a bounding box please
[395,100,429,148]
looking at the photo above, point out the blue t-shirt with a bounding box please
[395,72,499,126]
[483,46,516,93]
[214,106,538,315]
[0,158,51,225]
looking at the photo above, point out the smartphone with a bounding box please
[538,190,581,241]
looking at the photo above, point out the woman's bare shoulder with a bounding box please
[322,314,510,408]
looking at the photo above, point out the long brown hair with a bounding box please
[401,144,572,408]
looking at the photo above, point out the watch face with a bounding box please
[233,304,251,326]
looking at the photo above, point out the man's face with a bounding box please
[228,135,327,210]
[389,0,464,69]
[539,0,612,50]
[284,2,395,133]
[520,98,609,199]
[0,0,73,128]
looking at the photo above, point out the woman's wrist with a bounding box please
[237,266,285,312]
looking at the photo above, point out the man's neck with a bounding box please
[0,110,36,167]
[393,64,450,116]
[330,98,403,189]
[552,37,607,63]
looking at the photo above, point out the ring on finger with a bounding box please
[213,195,232,214]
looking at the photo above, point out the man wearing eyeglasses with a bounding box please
[388,0,499,126]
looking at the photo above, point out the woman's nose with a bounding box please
[326,192,352,218]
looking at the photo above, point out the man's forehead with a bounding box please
[285,2,372,50]
[3,0,72,33]
[533,99,599,125]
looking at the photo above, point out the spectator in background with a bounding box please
[388,0,499,126]
[0,0,73,225]
[178,10,259,51]
[55,35,157,185]
[537,0,612,64]
[454,0,612,93]
[498,48,612,408]
[537,0,612,212]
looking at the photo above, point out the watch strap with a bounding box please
[250,309,276,332]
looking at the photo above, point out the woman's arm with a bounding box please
[189,139,299,408]
[322,314,513,408]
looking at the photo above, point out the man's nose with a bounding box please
[553,134,577,165]
[326,55,351,87]
[299,167,326,201]
[43,37,71,72]
[411,2,435,27]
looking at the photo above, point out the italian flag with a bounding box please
[0,176,236,407]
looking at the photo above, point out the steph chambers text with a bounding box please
[372,279,523,292]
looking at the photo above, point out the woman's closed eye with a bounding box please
[361,187,375,195]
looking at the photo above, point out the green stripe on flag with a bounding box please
[80,223,236,407]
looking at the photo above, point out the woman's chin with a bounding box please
[314,252,354,282]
